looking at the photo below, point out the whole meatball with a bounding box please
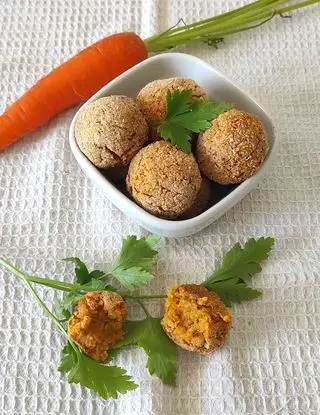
[196,109,269,184]
[68,291,127,361]
[137,77,208,139]
[75,96,149,169]
[126,141,202,218]
[162,284,232,353]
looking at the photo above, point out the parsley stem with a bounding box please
[0,259,168,300]
[26,276,79,292]
[25,281,81,365]
[0,259,68,336]
[25,279,68,336]
[0,259,93,292]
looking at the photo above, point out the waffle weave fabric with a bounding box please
[0,1,319,414]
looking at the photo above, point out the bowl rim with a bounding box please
[69,52,276,233]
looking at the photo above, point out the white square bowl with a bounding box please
[69,52,276,238]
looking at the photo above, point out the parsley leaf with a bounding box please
[202,237,275,306]
[145,234,161,250]
[63,257,91,284]
[203,237,275,287]
[158,89,234,153]
[175,100,234,132]
[53,291,79,320]
[89,270,106,279]
[58,342,138,399]
[111,235,160,290]
[166,89,193,115]
[113,316,177,386]
[209,280,262,307]
[53,297,72,320]
[159,122,192,153]
[63,257,106,285]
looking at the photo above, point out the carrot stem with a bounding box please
[144,0,319,52]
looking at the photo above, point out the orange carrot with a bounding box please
[0,32,147,150]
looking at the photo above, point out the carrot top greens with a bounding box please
[144,0,319,52]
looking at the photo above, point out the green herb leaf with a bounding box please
[113,317,177,386]
[203,237,275,289]
[89,270,106,279]
[158,89,234,153]
[63,257,91,284]
[166,89,193,116]
[159,122,192,153]
[59,343,138,399]
[63,257,107,286]
[211,282,262,307]
[53,291,80,320]
[112,235,159,290]
[145,234,161,250]
[202,237,274,306]
[111,267,153,291]
[58,344,75,372]
[176,100,234,132]
[105,348,122,363]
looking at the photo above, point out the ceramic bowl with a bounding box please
[69,53,276,238]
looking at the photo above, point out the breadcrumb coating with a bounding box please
[126,141,202,218]
[179,176,213,219]
[162,284,232,353]
[196,109,269,184]
[75,96,149,169]
[68,291,127,361]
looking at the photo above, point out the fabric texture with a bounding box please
[0,1,320,414]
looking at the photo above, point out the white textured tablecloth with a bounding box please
[1,1,320,414]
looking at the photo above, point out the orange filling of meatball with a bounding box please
[68,291,127,361]
[162,284,232,352]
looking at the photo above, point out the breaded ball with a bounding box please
[75,96,149,169]
[68,291,127,361]
[179,177,213,219]
[196,109,269,184]
[162,284,232,353]
[126,141,202,218]
[137,77,208,139]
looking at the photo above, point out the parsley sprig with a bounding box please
[158,89,234,153]
[0,259,137,399]
[59,342,138,399]
[202,237,275,306]
[111,235,160,289]
[0,234,275,399]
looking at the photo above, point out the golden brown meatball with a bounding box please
[179,177,213,219]
[126,141,202,218]
[162,284,232,353]
[196,109,269,184]
[75,96,149,169]
[137,78,208,139]
[68,291,127,361]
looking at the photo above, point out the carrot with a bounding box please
[0,32,147,150]
[1,0,318,151]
